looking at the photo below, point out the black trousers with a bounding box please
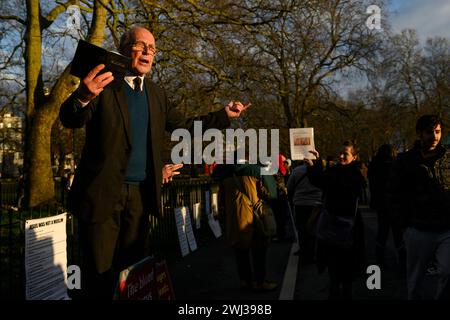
[268,196,288,240]
[375,206,405,267]
[234,247,268,284]
[294,205,318,261]
[327,246,354,300]
[77,183,150,299]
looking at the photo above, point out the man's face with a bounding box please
[420,124,442,151]
[338,146,356,165]
[125,28,156,76]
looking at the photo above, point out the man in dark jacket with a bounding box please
[388,115,450,300]
[60,26,250,299]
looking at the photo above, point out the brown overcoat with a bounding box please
[220,172,270,249]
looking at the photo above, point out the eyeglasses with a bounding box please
[131,41,157,55]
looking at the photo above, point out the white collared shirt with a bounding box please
[76,75,145,108]
[124,75,145,91]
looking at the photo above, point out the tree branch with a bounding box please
[0,41,24,71]
[41,0,79,29]
[0,15,26,24]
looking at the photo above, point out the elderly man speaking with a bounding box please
[60,26,250,299]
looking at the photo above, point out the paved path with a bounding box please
[169,235,292,300]
[293,207,408,300]
[168,207,433,300]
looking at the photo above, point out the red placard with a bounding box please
[114,257,175,300]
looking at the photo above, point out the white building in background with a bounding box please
[0,112,23,176]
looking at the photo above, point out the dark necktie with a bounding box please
[133,77,142,92]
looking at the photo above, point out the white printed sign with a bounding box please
[25,213,70,300]
[211,193,218,216]
[208,214,222,239]
[175,208,190,257]
[289,128,316,160]
[175,207,197,256]
[193,203,201,229]
[183,207,197,252]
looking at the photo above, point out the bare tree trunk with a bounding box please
[281,96,294,128]
[28,109,55,205]
[24,0,44,207]
[24,0,110,207]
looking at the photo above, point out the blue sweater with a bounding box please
[123,82,149,183]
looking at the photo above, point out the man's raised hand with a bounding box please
[225,100,252,118]
[162,163,184,184]
[77,64,114,104]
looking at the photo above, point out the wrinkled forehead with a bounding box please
[131,28,155,44]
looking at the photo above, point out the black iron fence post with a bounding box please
[8,207,13,296]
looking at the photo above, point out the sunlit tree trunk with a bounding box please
[24,0,110,207]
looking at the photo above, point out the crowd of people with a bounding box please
[213,115,449,301]
[255,115,450,300]
[57,24,449,300]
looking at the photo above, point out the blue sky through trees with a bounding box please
[389,0,450,41]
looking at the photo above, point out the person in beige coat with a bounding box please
[215,163,277,291]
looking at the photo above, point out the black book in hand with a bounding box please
[70,40,130,82]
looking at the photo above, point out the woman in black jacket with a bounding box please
[309,140,367,300]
